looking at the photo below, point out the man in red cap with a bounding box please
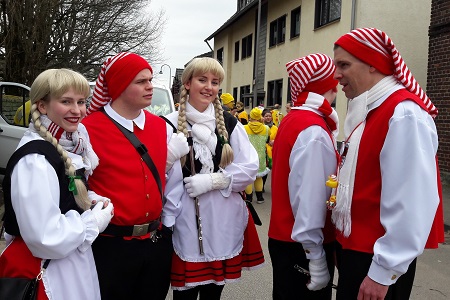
[268,53,339,299]
[332,28,444,300]
[83,52,188,299]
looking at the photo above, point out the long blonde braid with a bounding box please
[30,103,91,211]
[213,97,233,168]
[177,86,189,166]
[178,57,233,168]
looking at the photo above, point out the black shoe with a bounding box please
[245,193,253,202]
[256,191,264,204]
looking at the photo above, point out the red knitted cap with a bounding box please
[335,28,437,117]
[87,52,152,115]
[286,53,338,101]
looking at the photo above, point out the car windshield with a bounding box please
[144,87,173,116]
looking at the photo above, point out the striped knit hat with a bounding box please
[87,52,152,115]
[286,53,338,101]
[335,27,437,117]
[286,53,339,134]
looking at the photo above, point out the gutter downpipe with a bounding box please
[351,0,356,30]
[252,0,262,108]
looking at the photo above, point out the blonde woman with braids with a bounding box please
[0,69,113,300]
[163,57,265,300]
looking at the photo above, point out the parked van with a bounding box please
[0,82,30,175]
[144,84,176,116]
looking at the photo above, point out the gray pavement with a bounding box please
[1,174,450,299]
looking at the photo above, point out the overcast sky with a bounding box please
[149,0,237,88]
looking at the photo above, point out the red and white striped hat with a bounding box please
[335,27,437,117]
[87,52,152,115]
[286,53,338,102]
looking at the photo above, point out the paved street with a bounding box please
[1,174,449,299]
[213,174,450,300]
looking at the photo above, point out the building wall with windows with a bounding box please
[214,16,255,105]
[207,0,431,140]
[427,0,450,174]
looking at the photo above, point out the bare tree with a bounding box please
[0,0,165,84]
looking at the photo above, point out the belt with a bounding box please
[102,220,160,237]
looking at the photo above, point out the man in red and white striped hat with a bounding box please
[333,28,444,300]
[82,52,188,300]
[268,53,339,300]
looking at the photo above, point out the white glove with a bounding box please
[91,201,114,233]
[306,257,330,291]
[184,174,213,198]
[166,132,189,172]
[210,172,231,190]
[184,173,231,198]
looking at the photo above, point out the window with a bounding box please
[0,83,31,127]
[315,0,341,28]
[241,34,253,59]
[235,41,240,62]
[269,15,286,47]
[240,85,251,107]
[217,48,224,64]
[233,87,238,102]
[267,79,283,107]
[290,7,301,39]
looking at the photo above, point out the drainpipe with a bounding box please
[252,0,262,108]
[351,0,357,30]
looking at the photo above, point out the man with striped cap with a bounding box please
[83,52,188,299]
[333,28,444,300]
[268,53,339,300]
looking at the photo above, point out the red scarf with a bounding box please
[293,92,339,136]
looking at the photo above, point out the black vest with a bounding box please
[2,140,84,236]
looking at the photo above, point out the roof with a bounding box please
[205,1,259,41]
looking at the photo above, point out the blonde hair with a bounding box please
[177,58,233,168]
[30,69,92,211]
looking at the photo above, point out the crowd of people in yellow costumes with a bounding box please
[219,95,291,202]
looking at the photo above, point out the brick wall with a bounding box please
[428,0,450,175]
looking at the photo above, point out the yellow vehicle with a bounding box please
[14,99,31,126]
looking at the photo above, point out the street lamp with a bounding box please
[159,64,172,89]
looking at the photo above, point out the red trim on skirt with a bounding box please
[171,211,265,289]
[0,237,49,300]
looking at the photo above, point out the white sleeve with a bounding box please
[369,100,439,285]
[161,160,184,227]
[289,125,337,259]
[221,122,259,192]
[11,154,95,259]
[161,121,184,227]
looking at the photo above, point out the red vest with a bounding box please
[268,110,337,243]
[337,89,444,252]
[82,110,167,227]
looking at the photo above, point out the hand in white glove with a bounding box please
[184,174,213,198]
[91,201,114,233]
[166,132,189,172]
[184,173,231,198]
[306,257,330,291]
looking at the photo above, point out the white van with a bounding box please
[144,84,176,116]
[0,82,30,176]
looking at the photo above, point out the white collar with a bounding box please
[104,102,145,131]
